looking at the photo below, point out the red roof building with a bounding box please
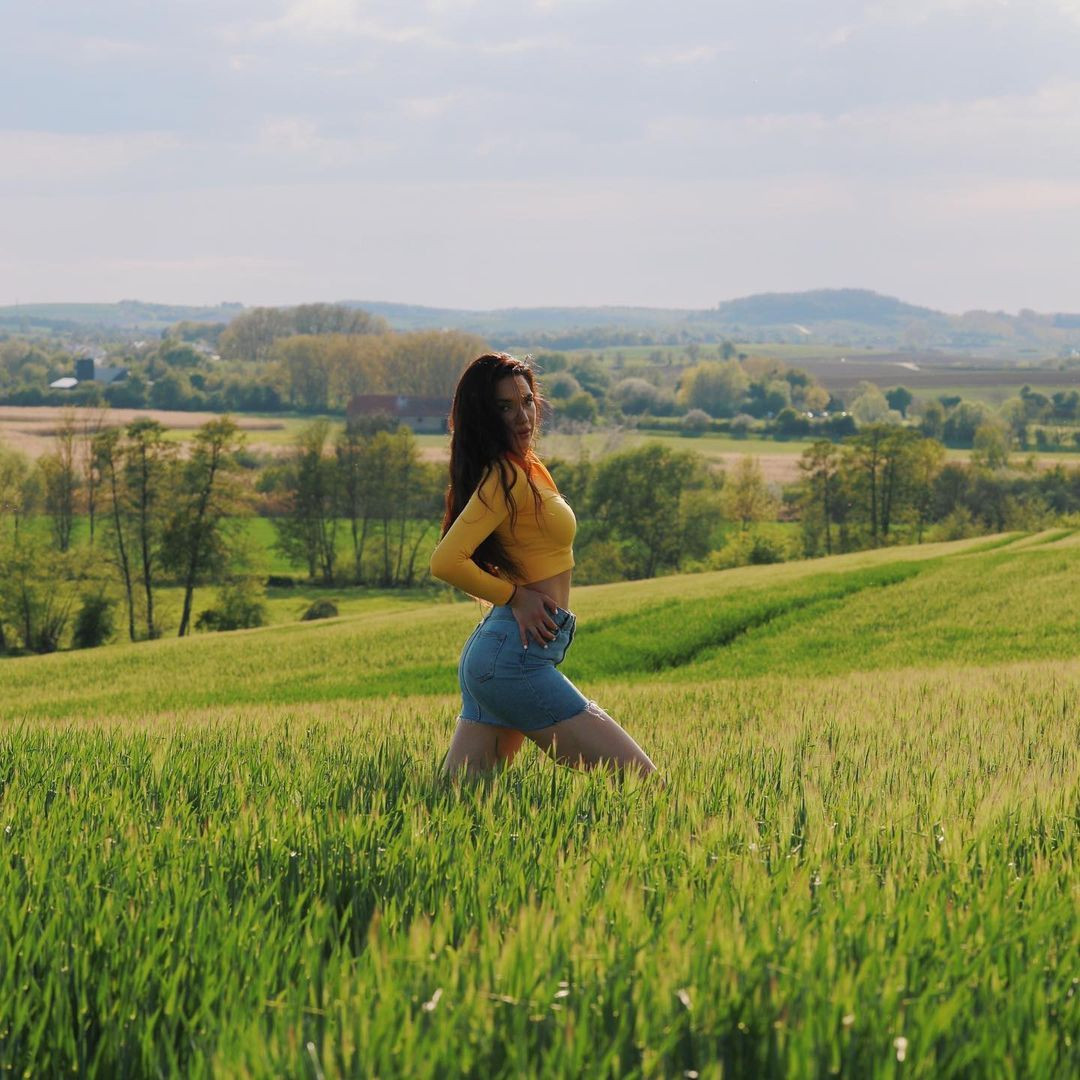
[346,394,451,434]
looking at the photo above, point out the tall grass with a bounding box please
[1,536,1079,1076]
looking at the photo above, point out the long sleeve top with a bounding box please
[429,454,576,604]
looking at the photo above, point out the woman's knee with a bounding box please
[529,703,656,775]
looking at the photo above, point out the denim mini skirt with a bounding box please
[457,604,589,732]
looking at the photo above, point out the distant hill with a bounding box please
[350,290,1079,355]
[3,290,1080,355]
[0,300,244,338]
[707,288,942,328]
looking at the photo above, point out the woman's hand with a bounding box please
[509,586,559,649]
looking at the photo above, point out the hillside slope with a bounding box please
[2,531,1077,723]
[3,531,1079,1076]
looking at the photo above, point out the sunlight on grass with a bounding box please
[1,535,1078,1076]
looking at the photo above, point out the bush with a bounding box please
[559,392,598,423]
[301,599,339,621]
[196,579,267,632]
[730,413,756,438]
[572,540,632,585]
[773,407,811,440]
[72,593,115,649]
[611,378,674,416]
[681,409,711,435]
[747,533,786,564]
[544,371,582,401]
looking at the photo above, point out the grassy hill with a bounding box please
[2,534,1079,1076]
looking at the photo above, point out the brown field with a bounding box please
[0,406,288,459]
[794,352,1080,396]
[6,405,1077,492]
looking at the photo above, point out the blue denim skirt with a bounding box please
[457,604,589,732]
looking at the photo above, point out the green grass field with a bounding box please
[2,533,1079,1076]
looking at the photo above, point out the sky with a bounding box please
[3,0,1080,314]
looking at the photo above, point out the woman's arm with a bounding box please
[429,468,516,605]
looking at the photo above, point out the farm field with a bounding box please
[560,342,1080,397]
[0,406,312,460]
[417,429,814,486]
[2,533,1079,1076]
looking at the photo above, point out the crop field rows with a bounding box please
[1,535,1079,1077]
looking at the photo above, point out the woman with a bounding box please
[430,352,657,778]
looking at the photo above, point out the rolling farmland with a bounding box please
[1,534,1079,1076]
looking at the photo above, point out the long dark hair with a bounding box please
[441,352,545,580]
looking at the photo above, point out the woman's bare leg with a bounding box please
[526,702,657,777]
[442,718,526,777]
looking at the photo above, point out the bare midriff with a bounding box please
[525,568,573,612]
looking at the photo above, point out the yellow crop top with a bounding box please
[429,454,576,605]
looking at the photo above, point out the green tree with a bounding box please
[274,420,340,583]
[157,341,202,368]
[218,307,295,364]
[560,392,598,423]
[124,420,175,639]
[383,331,489,398]
[885,386,914,417]
[972,422,1011,470]
[336,421,376,584]
[0,450,40,653]
[850,383,896,426]
[722,456,776,531]
[80,408,110,546]
[149,370,197,410]
[39,409,80,551]
[0,540,81,653]
[163,417,247,637]
[798,441,840,556]
[943,400,989,447]
[364,428,442,587]
[94,429,137,641]
[545,371,583,401]
[588,443,715,578]
[0,445,36,543]
[611,377,673,416]
[678,360,749,418]
[276,336,334,412]
[910,437,946,542]
[918,399,946,441]
[998,397,1029,449]
[840,426,928,546]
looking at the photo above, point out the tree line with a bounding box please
[796,424,1080,556]
[0,304,487,416]
[0,412,250,654]
[259,419,444,588]
[6,403,1080,655]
